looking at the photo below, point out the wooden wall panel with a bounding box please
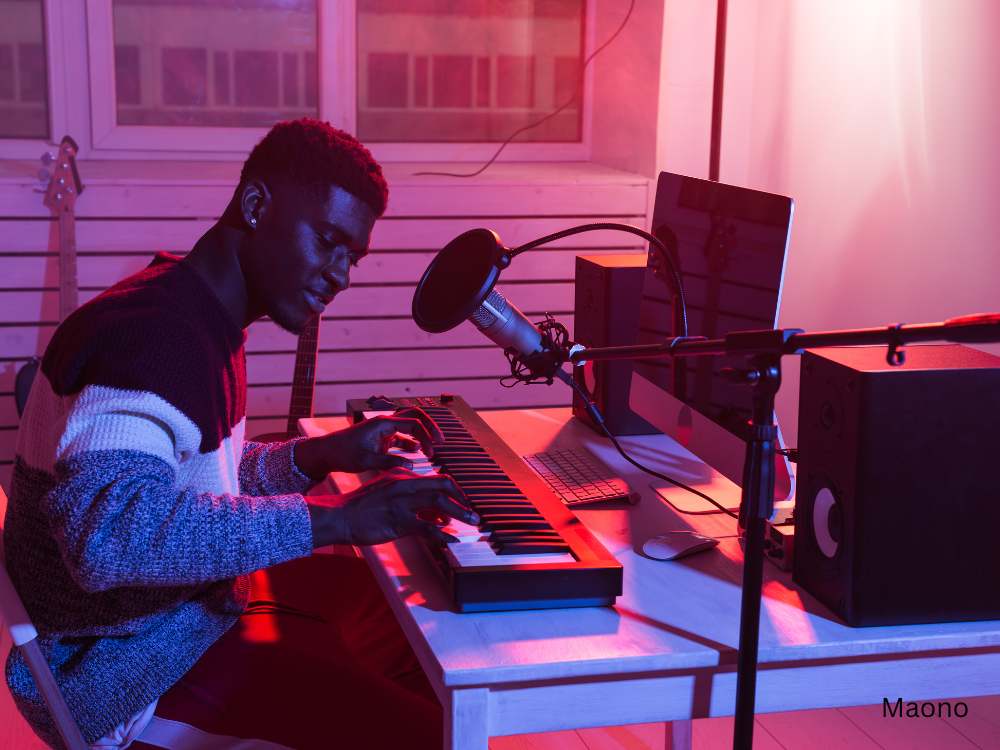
[247,375,576,424]
[0,162,650,488]
[248,348,509,386]
[0,325,55,362]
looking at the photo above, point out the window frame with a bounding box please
[0,0,595,162]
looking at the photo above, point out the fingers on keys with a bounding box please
[387,408,444,446]
[384,469,478,526]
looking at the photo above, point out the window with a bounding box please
[2,0,594,159]
[0,0,49,139]
[111,0,319,128]
[356,0,586,143]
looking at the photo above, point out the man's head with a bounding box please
[234,119,387,333]
[239,119,388,217]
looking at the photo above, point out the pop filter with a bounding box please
[412,222,690,384]
[412,228,505,333]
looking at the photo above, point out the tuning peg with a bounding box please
[38,168,50,182]
[40,151,54,166]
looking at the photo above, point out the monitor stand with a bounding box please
[630,371,795,522]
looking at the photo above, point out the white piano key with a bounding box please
[441,521,575,567]
[394,449,577,567]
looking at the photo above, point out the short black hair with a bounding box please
[240,118,389,216]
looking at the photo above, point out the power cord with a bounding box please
[508,222,689,339]
[554,369,739,520]
[414,0,637,179]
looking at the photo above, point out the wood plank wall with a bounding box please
[0,160,651,491]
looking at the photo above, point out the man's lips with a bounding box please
[305,290,331,314]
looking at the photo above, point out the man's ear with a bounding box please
[240,179,272,231]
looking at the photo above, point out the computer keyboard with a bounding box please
[522,448,640,506]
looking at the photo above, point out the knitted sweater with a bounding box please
[3,253,315,747]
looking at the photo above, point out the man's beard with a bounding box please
[268,300,314,336]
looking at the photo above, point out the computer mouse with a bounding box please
[642,531,719,561]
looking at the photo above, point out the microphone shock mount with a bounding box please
[500,313,572,387]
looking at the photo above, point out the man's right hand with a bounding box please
[305,468,479,548]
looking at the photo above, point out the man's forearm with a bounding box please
[47,449,314,590]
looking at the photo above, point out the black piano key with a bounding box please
[470,504,537,514]
[444,471,511,481]
[489,531,564,543]
[481,520,554,532]
[496,541,571,555]
[469,496,531,503]
[477,510,544,520]
[469,508,538,516]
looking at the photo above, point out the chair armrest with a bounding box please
[0,555,37,647]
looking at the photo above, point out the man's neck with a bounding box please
[183,217,254,329]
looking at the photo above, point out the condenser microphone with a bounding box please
[411,229,557,377]
[412,222,688,382]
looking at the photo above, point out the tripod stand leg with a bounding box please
[734,516,767,749]
[731,355,780,750]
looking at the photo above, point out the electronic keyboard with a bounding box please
[347,394,623,612]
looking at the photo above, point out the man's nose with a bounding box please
[324,259,350,292]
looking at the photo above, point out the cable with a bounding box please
[554,369,739,520]
[413,0,637,179]
[604,429,738,519]
[510,222,689,339]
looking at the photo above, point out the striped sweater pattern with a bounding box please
[3,254,314,747]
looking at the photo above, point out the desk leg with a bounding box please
[444,687,489,750]
[667,719,692,750]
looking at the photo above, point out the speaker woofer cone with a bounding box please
[802,470,845,576]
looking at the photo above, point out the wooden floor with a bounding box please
[3,620,998,750]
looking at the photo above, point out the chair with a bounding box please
[1,486,298,750]
[0,487,88,750]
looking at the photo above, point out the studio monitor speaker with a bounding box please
[793,344,1000,627]
[573,254,659,436]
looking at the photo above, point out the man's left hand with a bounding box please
[292,407,445,479]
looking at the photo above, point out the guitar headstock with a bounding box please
[42,136,83,215]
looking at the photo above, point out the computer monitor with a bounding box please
[629,172,795,514]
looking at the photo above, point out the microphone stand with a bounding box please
[559,314,1000,750]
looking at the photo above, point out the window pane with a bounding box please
[357,0,585,143]
[112,0,317,128]
[0,0,49,139]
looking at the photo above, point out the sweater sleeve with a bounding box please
[239,438,315,497]
[43,384,313,592]
[45,449,313,592]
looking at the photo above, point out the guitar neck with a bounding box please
[286,316,321,437]
[58,210,78,321]
[42,136,83,323]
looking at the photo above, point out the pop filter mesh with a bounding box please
[413,229,501,332]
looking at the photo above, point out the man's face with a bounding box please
[244,184,378,334]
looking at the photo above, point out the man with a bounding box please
[4,119,478,749]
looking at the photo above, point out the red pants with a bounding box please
[133,554,443,750]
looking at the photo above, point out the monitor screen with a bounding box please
[635,172,793,435]
[630,172,794,505]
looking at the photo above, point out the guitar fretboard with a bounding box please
[285,316,321,437]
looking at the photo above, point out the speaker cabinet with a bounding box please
[793,344,1000,627]
[573,254,659,436]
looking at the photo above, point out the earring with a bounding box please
[250,218,257,226]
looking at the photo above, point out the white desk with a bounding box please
[302,408,1000,750]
